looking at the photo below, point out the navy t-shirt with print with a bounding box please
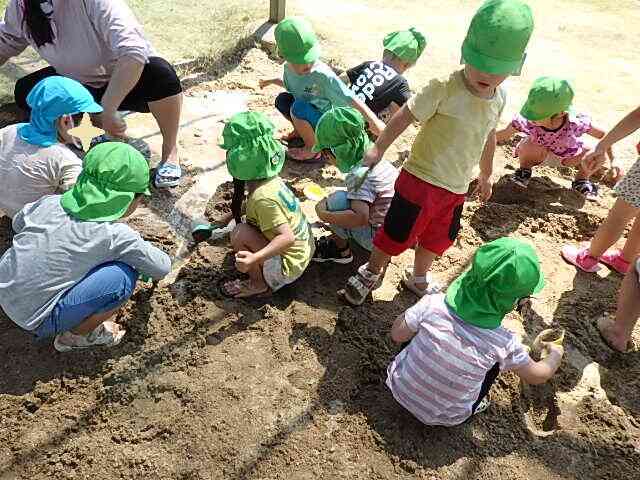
[346,61,412,116]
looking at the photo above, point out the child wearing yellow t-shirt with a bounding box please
[219,112,315,298]
[341,0,535,306]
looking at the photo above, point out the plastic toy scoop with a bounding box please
[531,328,565,357]
[191,218,236,243]
[303,182,328,201]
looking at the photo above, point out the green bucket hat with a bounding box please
[275,17,320,65]
[61,142,151,222]
[520,77,574,121]
[221,111,285,181]
[461,0,534,76]
[313,107,372,174]
[445,237,545,329]
[383,27,427,64]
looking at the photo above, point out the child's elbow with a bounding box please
[390,330,406,344]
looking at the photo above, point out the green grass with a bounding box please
[0,0,266,104]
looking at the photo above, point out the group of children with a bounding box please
[0,0,638,427]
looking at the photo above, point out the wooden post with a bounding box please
[269,0,286,23]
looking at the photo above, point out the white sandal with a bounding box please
[54,321,125,353]
[401,267,442,298]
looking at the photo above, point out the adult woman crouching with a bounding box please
[0,0,184,188]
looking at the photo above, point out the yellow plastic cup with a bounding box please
[303,182,328,201]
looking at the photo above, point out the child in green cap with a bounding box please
[259,17,384,162]
[219,111,315,298]
[387,237,564,426]
[496,76,618,199]
[311,107,398,263]
[343,28,426,123]
[342,0,535,306]
[0,142,171,352]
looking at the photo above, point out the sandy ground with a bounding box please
[1,0,640,477]
[0,44,639,479]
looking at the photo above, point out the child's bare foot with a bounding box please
[597,315,632,353]
[221,279,270,298]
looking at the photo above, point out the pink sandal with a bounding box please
[600,249,630,274]
[561,245,601,273]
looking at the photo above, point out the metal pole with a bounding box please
[269,0,286,23]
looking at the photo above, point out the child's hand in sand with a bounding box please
[473,174,493,202]
[258,79,271,89]
[235,251,258,273]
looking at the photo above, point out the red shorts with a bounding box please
[373,170,465,256]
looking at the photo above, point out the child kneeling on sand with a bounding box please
[0,143,171,352]
[220,112,315,298]
[312,107,398,263]
[387,238,564,425]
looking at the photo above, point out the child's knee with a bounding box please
[275,92,294,118]
[230,224,248,250]
[518,142,547,166]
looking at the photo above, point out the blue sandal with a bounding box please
[154,163,182,188]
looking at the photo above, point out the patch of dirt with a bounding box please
[1,45,640,480]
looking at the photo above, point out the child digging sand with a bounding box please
[342,0,534,305]
[387,238,564,425]
[497,76,618,199]
[343,28,427,123]
[562,106,640,276]
[260,17,385,162]
[0,142,171,352]
[219,112,315,298]
[312,107,398,263]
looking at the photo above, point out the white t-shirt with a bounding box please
[345,160,398,227]
[0,124,82,218]
[386,294,531,426]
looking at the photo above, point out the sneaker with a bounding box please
[342,263,381,306]
[54,322,125,353]
[473,397,491,416]
[560,245,601,273]
[512,168,532,187]
[313,237,353,264]
[600,249,631,274]
[572,179,599,200]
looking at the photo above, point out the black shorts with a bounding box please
[14,56,182,113]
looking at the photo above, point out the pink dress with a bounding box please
[512,113,592,159]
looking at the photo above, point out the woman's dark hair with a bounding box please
[22,0,56,48]
[231,178,245,225]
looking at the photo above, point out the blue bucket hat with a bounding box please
[18,76,103,147]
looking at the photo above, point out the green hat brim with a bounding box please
[224,145,285,181]
[280,43,320,65]
[445,259,546,329]
[445,272,504,330]
[461,40,526,76]
[520,99,573,122]
[61,179,142,222]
